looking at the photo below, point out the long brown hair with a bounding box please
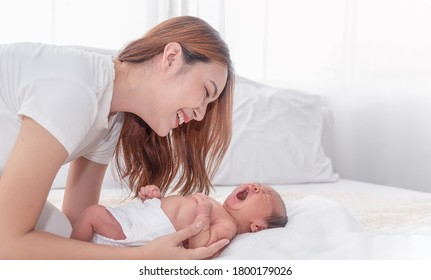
[114,16,235,197]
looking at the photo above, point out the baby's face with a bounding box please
[223,183,285,229]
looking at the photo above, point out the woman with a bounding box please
[0,16,234,259]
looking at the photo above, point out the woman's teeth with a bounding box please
[177,110,184,125]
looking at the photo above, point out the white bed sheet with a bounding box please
[47,179,431,259]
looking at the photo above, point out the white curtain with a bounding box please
[1,0,431,191]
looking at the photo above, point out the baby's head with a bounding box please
[223,182,287,234]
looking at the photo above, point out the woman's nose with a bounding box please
[193,103,207,121]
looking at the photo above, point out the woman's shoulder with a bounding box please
[1,42,94,60]
[3,42,114,81]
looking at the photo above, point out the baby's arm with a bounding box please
[187,194,235,251]
[138,185,162,200]
[70,204,126,241]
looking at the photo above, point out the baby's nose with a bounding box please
[252,184,260,192]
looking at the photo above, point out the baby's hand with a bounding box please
[138,185,161,201]
[192,193,213,217]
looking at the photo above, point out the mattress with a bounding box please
[47,179,431,259]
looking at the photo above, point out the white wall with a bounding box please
[328,91,431,193]
[276,80,431,193]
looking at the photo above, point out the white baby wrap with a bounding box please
[92,199,176,246]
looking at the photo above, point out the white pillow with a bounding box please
[212,76,339,185]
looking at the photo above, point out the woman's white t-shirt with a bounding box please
[0,42,123,175]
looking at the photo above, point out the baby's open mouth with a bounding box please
[236,188,249,201]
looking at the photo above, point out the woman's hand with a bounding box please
[138,221,229,259]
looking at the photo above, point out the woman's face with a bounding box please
[148,60,228,137]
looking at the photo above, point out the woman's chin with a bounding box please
[153,125,171,137]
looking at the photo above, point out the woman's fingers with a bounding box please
[187,238,230,260]
[171,222,229,259]
[144,222,229,259]
[171,221,205,243]
[145,233,229,260]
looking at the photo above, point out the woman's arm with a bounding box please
[0,116,69,258]
[62,157,107,226]
[0,117,228,259]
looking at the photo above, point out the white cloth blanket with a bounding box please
[217,194,431,260]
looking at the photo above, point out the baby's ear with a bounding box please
[250,222,268,232]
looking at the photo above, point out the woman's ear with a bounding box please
[250,222,268,232]
[161,42,183,71]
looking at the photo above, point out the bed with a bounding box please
[47,179,431,260]
[46,47,431,259]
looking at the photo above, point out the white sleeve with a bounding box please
[83,113,123,164]
[18,78,97,156]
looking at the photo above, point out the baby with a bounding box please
[71,182,287,250]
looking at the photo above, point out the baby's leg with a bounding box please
[71,205,126,241]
